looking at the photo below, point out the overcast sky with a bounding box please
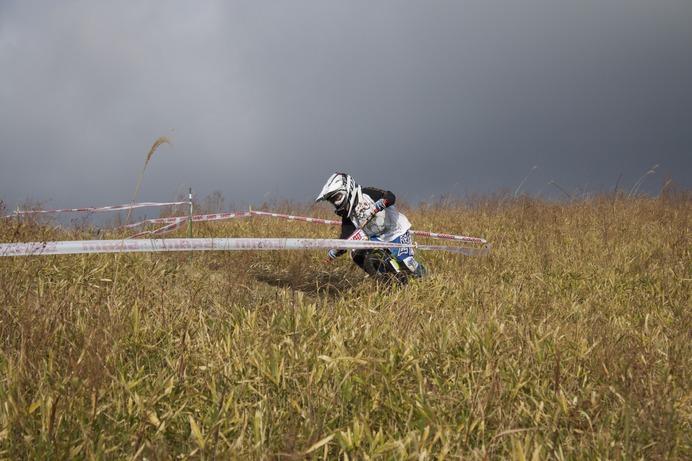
[1,0,691,215]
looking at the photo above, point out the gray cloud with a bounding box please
[1,0,690,216]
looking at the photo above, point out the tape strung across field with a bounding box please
[2,201,490,256]
[3,201,189,217]
[121,210,490,246]
[0,238,490,257]
[4,200,489,246]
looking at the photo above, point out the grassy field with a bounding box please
[0,192,689,459]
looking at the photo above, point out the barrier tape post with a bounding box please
[188,188,193,261]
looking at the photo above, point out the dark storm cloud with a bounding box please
[1,0,690,216]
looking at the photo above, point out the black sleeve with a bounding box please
[339,214,356,239]
[362,187,396,206]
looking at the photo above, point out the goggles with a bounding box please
[326,191,346,207]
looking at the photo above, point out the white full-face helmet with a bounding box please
[315,172,359,216]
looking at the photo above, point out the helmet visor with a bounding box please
[325,191,346,207]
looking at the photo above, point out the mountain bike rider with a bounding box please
[315,172,426,279]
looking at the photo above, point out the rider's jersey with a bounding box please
[338,187,411,242]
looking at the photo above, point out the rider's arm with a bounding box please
[362,187,396,207]
[327,215,354,260]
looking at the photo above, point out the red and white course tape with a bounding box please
[249,210,341,227]
[0,238,489,257]
[2,203,491,256]
[120,210,490,246]
[246,211,489,244]
[3,201,189,217]
[114,211,254,230]
[121,212,254,238]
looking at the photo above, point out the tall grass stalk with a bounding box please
[124,136,172,229]
[112,136,172,288]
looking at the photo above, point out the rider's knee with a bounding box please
[402,256,427,278]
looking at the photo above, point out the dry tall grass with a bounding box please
[0,191,690,459]
[125,136,172,229]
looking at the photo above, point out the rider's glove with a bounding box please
[326,248,340,262]
[374,198,388,213]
